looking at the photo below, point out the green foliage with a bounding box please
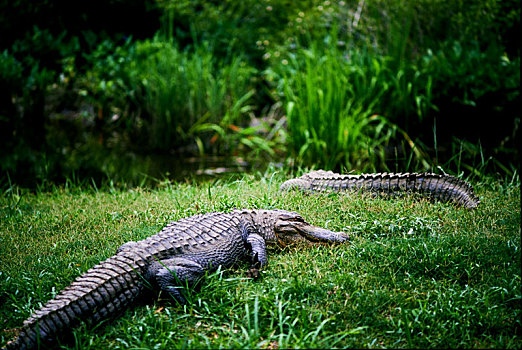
[0,28,75,186]
[1,0,520,186]
[0,0,160,50]
[127,39,257,153]
[155,0,328,66]
[421,40,520,108]
[79,37,280,157]
[271,42,431,171]
[417,40,520,176]
[280,45,390,170]
[328,0,519,59]
[81,38,136,120]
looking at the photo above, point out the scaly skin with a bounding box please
[4,209,348,350]
[280,170,480,208]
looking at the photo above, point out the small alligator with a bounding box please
[4,209,348,350]
[280,170,480,208]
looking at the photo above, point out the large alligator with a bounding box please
[4,209,348,350]
[280,170,480,209]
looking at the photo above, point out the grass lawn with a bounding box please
[0,170,520,349]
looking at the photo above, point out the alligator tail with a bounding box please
[280,170,480,208]
[5,251,148,350]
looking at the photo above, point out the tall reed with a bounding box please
[280,44,427,171]
[128,39,256,152]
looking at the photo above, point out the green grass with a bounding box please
[0,171,520,348]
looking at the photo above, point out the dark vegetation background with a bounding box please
[0,0,520,188]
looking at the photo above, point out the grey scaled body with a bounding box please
[5,209,348,350]
[280,170,480,208]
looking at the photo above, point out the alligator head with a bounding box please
[271,210,349,245]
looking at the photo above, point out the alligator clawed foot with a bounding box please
[246,268,260,279]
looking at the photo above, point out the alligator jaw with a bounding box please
[296,224,349,243]
[275,218,349,244]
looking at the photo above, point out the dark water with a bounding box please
[138,154,251,178]
[95,152,274,186]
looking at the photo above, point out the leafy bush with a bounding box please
[421,41,520,109]
[155,0,328,66]
[128,40,256,152]
[416,40,520,176]
[0,27,79,186]
[81,37,280,157]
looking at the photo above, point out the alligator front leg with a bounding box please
[245,233,268,278]
[240,220,268,278]
[148,257,206,304]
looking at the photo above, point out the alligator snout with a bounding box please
[299,225,350,243]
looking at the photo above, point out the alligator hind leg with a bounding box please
[148,257,206,304]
